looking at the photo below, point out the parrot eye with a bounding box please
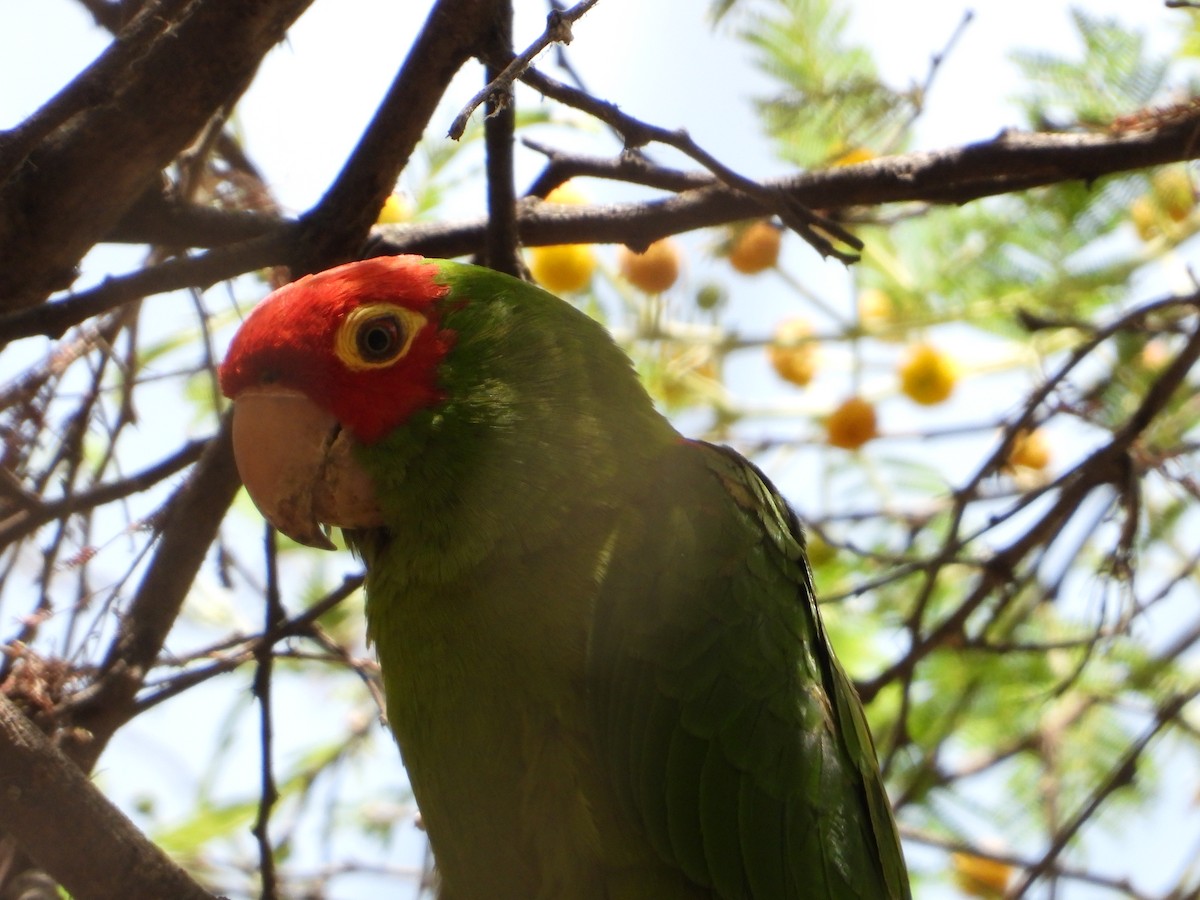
[334,303,428,371]
[356,315,403,362]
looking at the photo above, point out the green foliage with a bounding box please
[1011,10,1169,127]
[740,0,910,166]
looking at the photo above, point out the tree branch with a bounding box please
[393,112,1200,252]
[0,0,191,184]
[0,693,216,900]
[514,63,863,260]
[482,0,521,276]
[106,190,281,248]
[0,228,293,345]
[0,0,316,311]
[295,0,503,274]
[4,114,1198,349]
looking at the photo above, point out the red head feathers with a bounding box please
[219,256,455,443]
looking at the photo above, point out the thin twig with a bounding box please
[891,9,975,143]
[132,574,366,716]
[447,0,602,140]
[251,526,286,900]
[902,828,1155,900]
[860,293,1200,703]
[1009,683,1200,897]
[0,439,208,549]
[515,64,862,260]
[522,138,717,196]
[60,416,242,774]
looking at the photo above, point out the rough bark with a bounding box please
[0,694,217,900]
[0,0,316,312]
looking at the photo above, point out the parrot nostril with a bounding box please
[323,422,343,454]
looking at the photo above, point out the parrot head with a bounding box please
[219,254,666,553]
[219,256,459,549]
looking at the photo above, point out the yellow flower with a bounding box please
[528,245,596,294]
[827,396,878,449]
[619,239,682,293]
[898,344,958,405]
[768,318,818,387]
[728,220,782,274]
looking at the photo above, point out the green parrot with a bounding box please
[219,255,910,900]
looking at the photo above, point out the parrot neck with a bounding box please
[347,290,677,586]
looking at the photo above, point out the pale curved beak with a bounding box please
[230,388,384,549]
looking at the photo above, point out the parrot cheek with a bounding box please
[310,425,387,530]
[230,388,384,550]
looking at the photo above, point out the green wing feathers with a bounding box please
[588,441,910,899]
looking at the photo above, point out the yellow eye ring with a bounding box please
[334,303,427,371]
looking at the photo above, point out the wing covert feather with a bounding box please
[587,440,910,899]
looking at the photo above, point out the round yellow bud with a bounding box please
[827,396,878,450]
[619,239,682,293]
[528,244,596,294]
[768,318,818,387]
[728,220,782,274]
[898,344,958,406]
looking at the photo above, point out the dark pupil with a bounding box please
[357,316,402,362]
